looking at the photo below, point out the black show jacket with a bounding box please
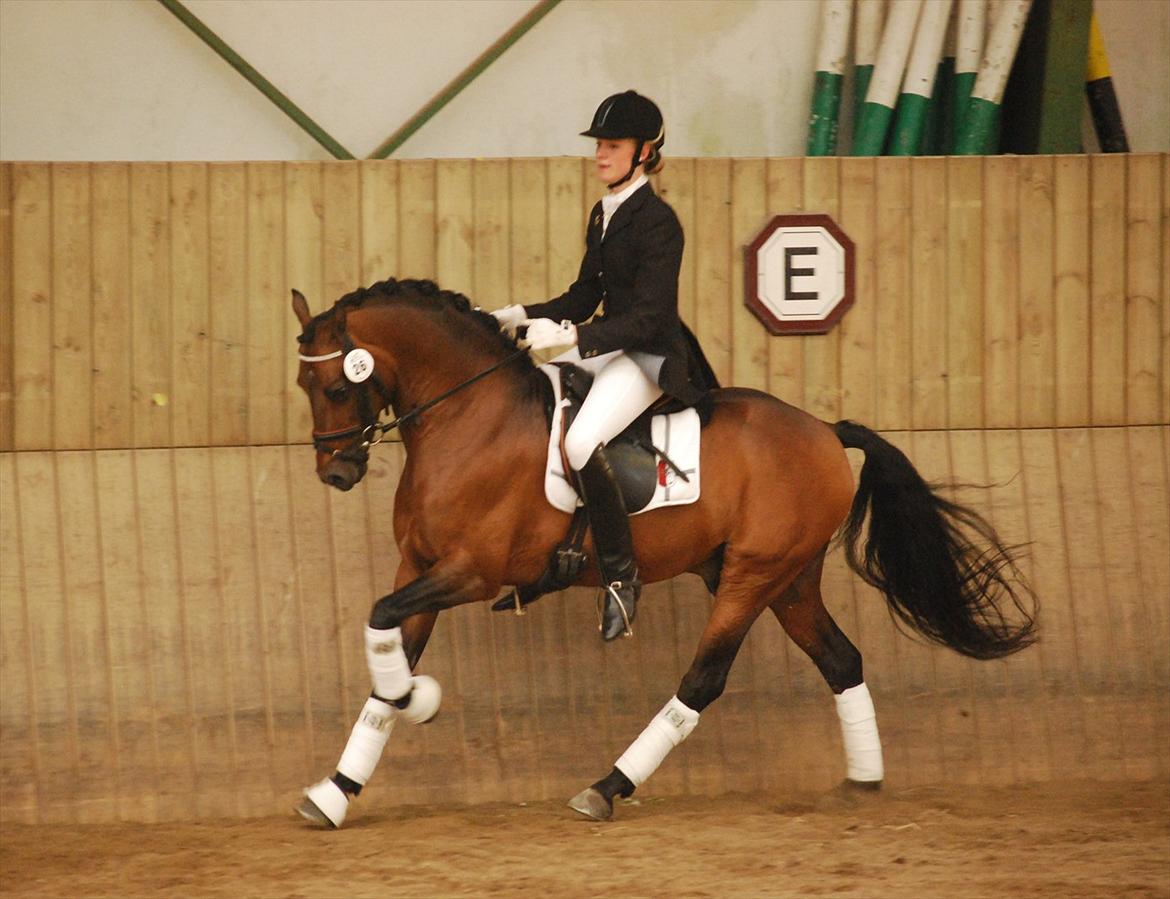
[523,182,718,407]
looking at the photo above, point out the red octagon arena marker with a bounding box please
[744,213,855,335]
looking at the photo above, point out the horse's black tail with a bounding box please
[833,420,1037,660]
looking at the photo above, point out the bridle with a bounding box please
[298,337,528,457]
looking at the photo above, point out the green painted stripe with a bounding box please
[807,71,844,156]
[951,70,977,149]
[954,96,1000,155]
[370,0,562,158]
[851,101,894,156]
[157,0,354,159]
[889,93,930,156]
[921,57,954,156]
[853,64,875,132]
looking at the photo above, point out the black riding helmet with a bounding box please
[582,90,665,189]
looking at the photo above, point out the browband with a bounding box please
[298,350,344,362]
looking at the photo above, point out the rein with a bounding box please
[300,344,529,455]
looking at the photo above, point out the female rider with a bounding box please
[493,90,717,641]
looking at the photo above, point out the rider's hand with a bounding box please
[490,304,527,335]
[521,318,578,351]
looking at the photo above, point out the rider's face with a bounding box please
[594,138,644,189]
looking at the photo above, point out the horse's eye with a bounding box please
[325,384,349,403]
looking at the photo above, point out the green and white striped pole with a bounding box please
[807,0,853,155]
[954,0,1032,154]
[852,0,924,156]
[889,0,954,155]
[921,8,958,154]
[852,0,885,134]
[953,0,986,144]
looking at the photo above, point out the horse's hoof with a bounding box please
[844,778,883,792]
[297,778,348,828]
[568,787,613,821]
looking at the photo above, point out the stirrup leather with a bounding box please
[596,581,635,638]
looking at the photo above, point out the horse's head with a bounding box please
[292,289,391,491]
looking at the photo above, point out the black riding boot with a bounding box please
[575,444,641,641]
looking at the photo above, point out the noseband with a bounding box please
[298,339,528,457]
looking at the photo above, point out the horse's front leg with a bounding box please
[298,555,487,829]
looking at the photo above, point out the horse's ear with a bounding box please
[291,289,312,327]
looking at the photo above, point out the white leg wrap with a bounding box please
[614,695,700,787]
[365,625,413,701]
[835,682,884,782]
[336,696,396,786]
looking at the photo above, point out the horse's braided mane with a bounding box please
[298,277,542,402]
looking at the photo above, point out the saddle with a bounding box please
[492,363,711,614]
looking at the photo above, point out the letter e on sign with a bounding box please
[744,214,855,335]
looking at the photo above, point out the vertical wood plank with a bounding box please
[473,159,511,306]
[51,164,92,449]
[803,157,841,421]
[92,164,133,449]
[435,160,474,299]
[322,162,361,302]
[838,157,877,423]
[656,159,696,329]
[694,158,733,387]
[397,159,436,281]
[0,454,37,821]
[1127,428,1170,717]
[287,444,347,786]
[547,157,586,301]
[210,448,270,815]
[1126,154,1163,424]
[909,157,948,430]
[982,156,1020,428]
[208,165,248,446]
[12,164,51,450]
[946,157,984,428]
[250,446,312,797]
[509,158,547,307]
[15,454,77,820]
[1089,154,1126,425]
[170,164,211,447]
[172,447,238,818]
[56,452,119,820]
[766,158,804,406]
[94,450,158,821]
[1053,428,1126,778]
[0,164,13,451]
[1018,155,1056,427]
[874,158,912,430]
[1018,429,1087,780]
[1052,156,1089,426]
[985,429,1053,783]
[1091,428,1159,777]
[129,164,172,448]
[730,159,768,391]
[360,160,399,284]
[284,162,323,444]
[245,163,286,446]
[134,450,197,820]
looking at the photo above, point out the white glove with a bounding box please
[490,304,527,335]
[522,318,578,352]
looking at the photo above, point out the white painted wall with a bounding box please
[0,0,1166,161]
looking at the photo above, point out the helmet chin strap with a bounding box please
[607,140,646,190]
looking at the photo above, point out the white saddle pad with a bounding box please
[539,363,701,516]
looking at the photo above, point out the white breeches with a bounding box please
[554,347,665,471]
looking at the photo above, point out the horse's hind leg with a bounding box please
[568,559,781,821]
[770,548,883,789]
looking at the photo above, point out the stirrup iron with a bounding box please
[596,582,634,638]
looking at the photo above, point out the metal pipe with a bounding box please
[157,0,355,160]
[369,0,562,159]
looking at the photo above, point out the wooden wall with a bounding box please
[0,156,1167,823]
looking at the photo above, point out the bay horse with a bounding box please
[290,278,1036,828]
